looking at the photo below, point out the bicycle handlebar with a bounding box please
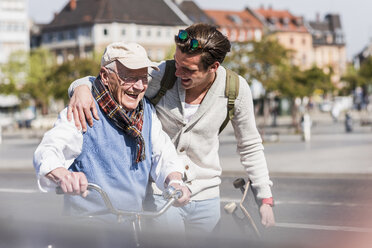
[56,183,183,218]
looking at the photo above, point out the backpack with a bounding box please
[149,60,239,134]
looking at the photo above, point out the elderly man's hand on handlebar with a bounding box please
[169,183,191,207]
[46,167,89,197]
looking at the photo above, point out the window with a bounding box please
[122,29,126,36]
[290,37,294,45]
[68,30,76,39]
[137,29,142,37]
[58,32,64,41]
[238,30,245,41]
[302,54,307,65]
[230,29,237,41]
[326,34,333,44]
[247,30,252,40]
[157,49,163,60]
[43,33,52,43]
[254,29,262,41]
[68,54,75,61]
[147,29,152,37]
[103,28,108,36]
[228,15,242,25]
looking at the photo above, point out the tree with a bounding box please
[0,50,28,96]
[276,65,333,127]
[341,64,365,95]
[224,37,334,130]
[21,48,55,114]
[1,49,101,115]
[51,57,99,104]
[359,57,372,80]
[224,37,292,128]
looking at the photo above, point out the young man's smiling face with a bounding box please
[102,61,148,111]
[174,47,218,92]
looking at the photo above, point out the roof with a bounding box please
[255,7,308,33]
[308,14,345,46]
[308,14,343,32]
[43,0,188,31]
[176,0,215,24]
[204,9,263,29]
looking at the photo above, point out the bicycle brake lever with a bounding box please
[163,185,183,200]
[174,189,183,199]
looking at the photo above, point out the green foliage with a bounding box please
[0,81,17,95]
[0,50,28,95]
[1,48,100,114]
[224,37,292,92]
[21,48,55,112]
[224,37,333,99]
[164,44,176,60]
[359,57,372,85]
[341,57,372,95]
[51,58,99,103]
[341,64,365,94]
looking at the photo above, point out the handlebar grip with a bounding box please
[163,186,183,200]
[56,186,64,195]
[233,178,246,189]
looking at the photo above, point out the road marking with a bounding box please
[276,222,372,233]
[0,188,39,193]
[2,190,372,233]
[275,200,364,207]
[221,197,370,207]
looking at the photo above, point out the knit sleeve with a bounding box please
[231,76,273,199]
[68,76,96,98]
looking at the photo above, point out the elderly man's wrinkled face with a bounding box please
[102,62,148,111]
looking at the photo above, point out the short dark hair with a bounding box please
[175,23,231,70]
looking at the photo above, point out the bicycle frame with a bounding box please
[57,183,182,247]
[224,178,261,238]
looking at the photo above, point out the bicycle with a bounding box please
[56,183,183,247]
[223,178,262,239]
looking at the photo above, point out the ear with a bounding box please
[100,67,110,86]
[209,61,220,73]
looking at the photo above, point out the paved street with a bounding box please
[0,172,372,248]
[219,111,372,177]
[0,110,371,247]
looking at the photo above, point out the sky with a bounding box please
[28,0,372,61]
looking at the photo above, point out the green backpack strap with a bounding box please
[150,60,177,106]
[219,68,239,134]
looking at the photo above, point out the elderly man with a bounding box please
[33,42,190,219]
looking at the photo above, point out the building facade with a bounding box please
[354,39,372,69]
[204,8,264,42]
[40,0,191,63]
[0,0,29,64]
[255,6,313,70]
[308,14,347,86]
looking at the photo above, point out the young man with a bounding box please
[67,24,275,232]
[33,42,190,219]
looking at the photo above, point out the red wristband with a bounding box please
[262,197,274,207]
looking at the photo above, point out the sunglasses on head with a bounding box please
[177,30,202,51]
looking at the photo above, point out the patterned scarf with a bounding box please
[92,76,145,163]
